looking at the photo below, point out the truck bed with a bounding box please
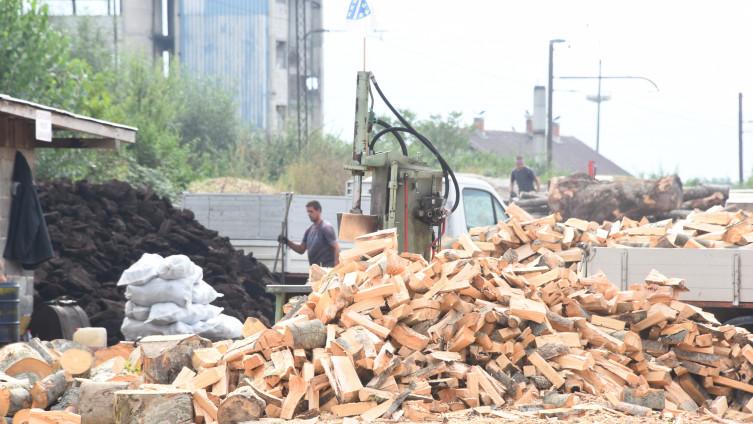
[584,247,753,308]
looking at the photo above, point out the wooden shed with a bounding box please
[0,94,137,333]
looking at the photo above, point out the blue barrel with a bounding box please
[0,282,20,343]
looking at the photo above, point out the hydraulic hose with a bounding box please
[370,120,409,156]
[370,76,460,212]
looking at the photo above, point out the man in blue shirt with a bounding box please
[279,200,340,267]
[510,156,541,195]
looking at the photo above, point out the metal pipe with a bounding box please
[740,92,744,185]
[547,39,565,171]
[350,71,371,213]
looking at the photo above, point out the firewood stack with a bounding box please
[6,205,753,422]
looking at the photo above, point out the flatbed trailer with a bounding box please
[584,246,753,325]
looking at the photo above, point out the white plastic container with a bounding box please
[73,327,107,348]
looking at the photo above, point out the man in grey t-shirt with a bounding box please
[279,200,340,267]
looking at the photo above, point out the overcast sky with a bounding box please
[321,0,753,181]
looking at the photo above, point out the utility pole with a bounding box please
[71,0,77,15]
[740,92,744,185]
[547,39,565,171]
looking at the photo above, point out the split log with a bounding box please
[548,173,683,222]
[78,381,130,424]
[31,371,68,409]
[282,319,326,349]
[26,409,81,423]
[623,387,665,410]
[217,386,266,423]
[0,384,31,417]
[139,335,211,384]
[113,389,193,424]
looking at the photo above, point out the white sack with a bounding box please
[146,302,224,326]
[125,277,193,307]
[117,253,163,286]
[120,317,193,340]
[192,280,223,305]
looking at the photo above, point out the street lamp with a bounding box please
[559,66,659,154]
[547,39,566,171]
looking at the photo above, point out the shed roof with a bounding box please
[0,94,136,148]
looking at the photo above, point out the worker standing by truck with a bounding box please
[510,155,541,198]
[278,200,340,267]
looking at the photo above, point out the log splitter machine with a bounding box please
[338,72,460,260]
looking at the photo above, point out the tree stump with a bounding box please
[79,381,130,424]
[31,370,68,408]
[548,173,683,222]
[139,335,211,384]
[217,386,266,424]
[113,389,193,424]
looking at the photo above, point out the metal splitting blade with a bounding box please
[337,212,379,242]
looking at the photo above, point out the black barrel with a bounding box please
[0,282,20,343]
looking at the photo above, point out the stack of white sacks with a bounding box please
[119,253,243,340]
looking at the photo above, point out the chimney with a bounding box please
[532,86,546,134]
[473,117,485,132]
[525,112,533,135]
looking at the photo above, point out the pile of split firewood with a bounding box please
[5,207,753,423]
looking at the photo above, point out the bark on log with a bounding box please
[50,385,80,414]
[113,389,193,424]
[683,184,730,201]
[0,384,31,417]
[548,173,683,222]
[514,198,549,208]
[217,386,266,423]
[31,371,68,408]
[139,335,211,384]
[681,192,726,210]
[623,387,665,410]
[0,343,51,384]
[282,319,326,349]
[79,381,130,424]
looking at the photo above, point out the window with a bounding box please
[493,197,508,222]
[275,41,287,69]
[463,188,506,229]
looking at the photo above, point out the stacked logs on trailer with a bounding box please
[502,203,753,250]
[513,174,731,221]
[35,179,276,344]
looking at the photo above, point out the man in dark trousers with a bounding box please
[510,155,541,196]
[279,200,340,267]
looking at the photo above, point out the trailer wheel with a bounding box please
[725,315,753,331]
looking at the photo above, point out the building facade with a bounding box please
[43,0,322,133]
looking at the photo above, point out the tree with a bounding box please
[0,0,89,109]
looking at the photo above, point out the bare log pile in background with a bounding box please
[548,173,683,222]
